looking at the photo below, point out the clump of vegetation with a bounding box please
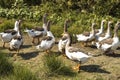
[0,52,13,76]
[43,53,76,77]
[11,65,39,80]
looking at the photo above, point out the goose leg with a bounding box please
[73,64,81,71]
[32,38,35,44]
[3,42,5,48]
[37,37,40,44]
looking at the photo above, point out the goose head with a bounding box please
[101,20,106,24]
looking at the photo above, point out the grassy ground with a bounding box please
[0,34,120,80]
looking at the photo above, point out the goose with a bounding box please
[24,13,48,44]
[97,21,113,41]
[58,19,70,54]
[76,23,96,47]
[9,28,23,54]
[95,20,106,37]
[65,33,92,71]
[96,22,120,54]
[0,20,21,48]
[36,20,55,53]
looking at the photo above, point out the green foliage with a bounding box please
[0,52,13,76]
[0,51,39,80]
[0,0,15,8]
[43,53,76,77]
[0,20,14,31]
[11,65,38,80]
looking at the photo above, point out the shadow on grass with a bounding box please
[104,53,120,57]
[21,44,32,49]
[80,65,110,74]
[19,51,39,60]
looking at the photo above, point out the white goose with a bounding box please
[96,22,120,54]
[36,20,55,53]
[9,29,23,53]
[58,19,69,54]
[97,21,113,41]
[95,20,106,37]
[0,20,21,47]
[76,23,96,46]
[65,33,92,71]
[24,13,48,44]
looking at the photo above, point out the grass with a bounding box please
[0,52,13,76]
[43,52,77,77]
[10,65,39,80]
[0,51,40,80]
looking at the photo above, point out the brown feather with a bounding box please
[68,47,87,54]
[99,33,105,37]
[83,32,90,36]
[42,36,53,41]
[4,29,17,35]
[95,29,99,34]
[99,38,113,45]
[34,27,44,31]
[62,36,68,40]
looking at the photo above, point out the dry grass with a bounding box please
[0,34,120,80]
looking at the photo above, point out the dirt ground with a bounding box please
[0,34,120,80]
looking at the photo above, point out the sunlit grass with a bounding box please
[43,52,77,77]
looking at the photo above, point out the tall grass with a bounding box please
[10,65,39,80]
[43,53,76,77]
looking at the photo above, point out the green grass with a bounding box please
[43,52,77,77]
[0,52,13,76]
[0,51,40,80]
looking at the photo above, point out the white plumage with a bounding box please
[96,22,120,54]
[36,21,55,52]
[97,21,112,42]
[9,31,23,51]
[0,20,21,47]
[65,33,92,71]
[95,20,106,36]
[24,13,48,44]
[58,19,69,53]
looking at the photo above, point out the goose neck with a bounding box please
[14,21,19,31]
[106,23,111,35]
